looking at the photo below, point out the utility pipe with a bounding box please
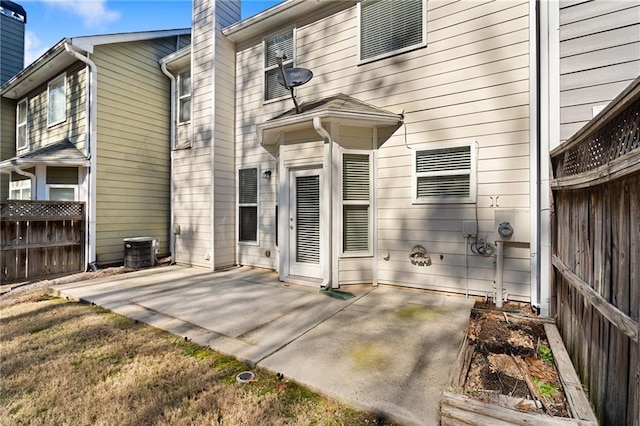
[495,241,504,308]
[12,164,37,199]
[64,42,97,270]
[160,60,177,265]
[313,116,332,289]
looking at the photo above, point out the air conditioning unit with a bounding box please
[493,209,530,243]
[123,237,156,269]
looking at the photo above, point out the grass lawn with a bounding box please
[0,288,392,425]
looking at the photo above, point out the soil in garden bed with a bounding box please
[463,308,570,418]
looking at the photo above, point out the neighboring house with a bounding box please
[557,1,640,143]
[163,1,549,311]
[0,0,26,200]
[0,29,191,267]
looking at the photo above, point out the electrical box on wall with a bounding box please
[494,209,530,243]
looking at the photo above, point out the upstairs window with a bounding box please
[343,152,372,254]
[47,73,66,126]
[239,168,259,243]
[359,0,427,63]
[413,141,477,204]
[264,29,294,101]
[16,98,27,150]
[178,70,191,123]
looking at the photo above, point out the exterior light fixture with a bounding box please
[263,170,272,180]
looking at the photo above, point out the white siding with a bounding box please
[173,0,240,268]
[559,0,640,141]
[234,0,532,299]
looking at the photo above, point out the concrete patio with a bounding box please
[52,265,474,426]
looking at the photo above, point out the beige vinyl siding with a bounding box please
[234,0,531,298]
[559,0,640,141]
[92,38,179,264]
[0,98,16,199]
[172,0,240,268]
[212,0,240,268]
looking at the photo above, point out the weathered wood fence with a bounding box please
[550,76,640,426]
[1,200,85,283]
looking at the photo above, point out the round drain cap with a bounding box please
[236,371,255,383]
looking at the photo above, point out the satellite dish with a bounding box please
[277,67,313,88]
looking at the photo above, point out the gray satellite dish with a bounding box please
[277,67,313,88]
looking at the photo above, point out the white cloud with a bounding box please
[24,30,47,66]
[42,0,121,28]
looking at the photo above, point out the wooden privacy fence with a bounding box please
[1,200,85,283]
[550,76,640,426]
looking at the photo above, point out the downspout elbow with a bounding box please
[313,117,331,144]
[12,164,37,200]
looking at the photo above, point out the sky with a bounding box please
[18,0,283,66]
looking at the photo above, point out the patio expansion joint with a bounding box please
[253,288,378,366]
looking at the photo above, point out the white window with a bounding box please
[47,74,66,126]
[9,179,31,200]
[178,70,191,123]
[359,0,427,63]
[16,98,27,150]
[342,152,372,254]
[47,185,77,201]
[238,168,259,243]
[413,141,477,204]
[264,29,294,101]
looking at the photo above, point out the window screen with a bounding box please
[239,168,258,242]
[343,153,371,253]
[360,0,425,61]
[264,29,294,101]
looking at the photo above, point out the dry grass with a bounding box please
[0,289,392,426]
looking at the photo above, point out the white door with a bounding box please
[289,169,322,278]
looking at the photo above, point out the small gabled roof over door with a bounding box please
[257,93,403,148]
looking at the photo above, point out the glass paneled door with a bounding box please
[289,169,322,278]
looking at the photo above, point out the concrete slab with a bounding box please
[258,286,474,425]
[52,265,473,425]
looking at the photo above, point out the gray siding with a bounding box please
[559,0,640,141]
[0,97,16,199]
[0,13,25,85]
[93,37,181,264]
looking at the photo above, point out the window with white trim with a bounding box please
[47,185,77,201]
[239,168,259,243]
[16,98,27,150]
[9,179,31,200]
[264,29,294,101]
[47,74,66,126]
[342,152,372,254]
[359,0,427,63]
[178,70,191,123]
[413,141,477,204]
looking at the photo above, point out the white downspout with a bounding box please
[495,241,504,308]
[65,42,97,270]
[12,164,37,199]
[313,116,333,289]
[160,61,176,265]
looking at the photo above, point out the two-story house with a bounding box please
[0,29,191,267]
[162,0,550,311]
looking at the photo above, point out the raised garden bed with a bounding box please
[441,307,598,425]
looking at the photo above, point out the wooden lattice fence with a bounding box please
[1,200,85,283]
[550,77,640,426]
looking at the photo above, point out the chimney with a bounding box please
[0,0,27,85]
